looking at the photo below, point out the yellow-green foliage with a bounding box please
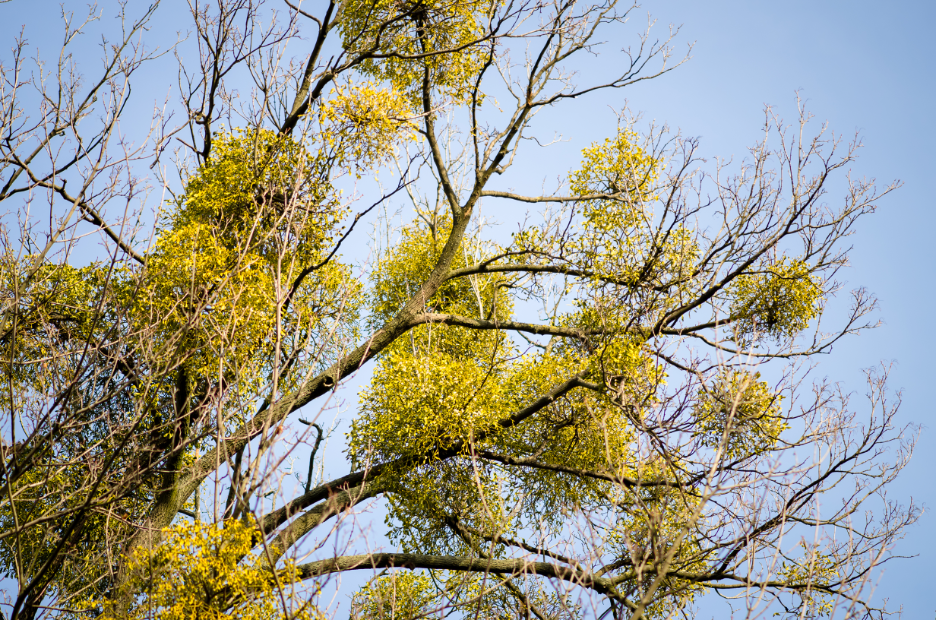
[0,34,842,613]
[730,257,823,343]
[338,0,495,107]
[569,129,659,200]
[176,128,338,255]
[319,82,417,170]
[693,370,786,459]
[0,463,149,602]
[99,519,318,620]
[0,127,363,609]
[137,128,358,387]
[354,349,513,462]
[350,216,679,555]
[367,217,511,329]
[604,494,708,619]
[351,217,515,462]
[458,578,584,620]
[568,130,671,287]
[514,129,697,312]
[0,258,160,600]
[351,572,439,620]
[360,570,584,620]
[0,257,106,405]
[776,542,841,617]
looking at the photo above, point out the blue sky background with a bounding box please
[2,0,934,616]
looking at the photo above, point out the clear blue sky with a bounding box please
[2,0,933,616]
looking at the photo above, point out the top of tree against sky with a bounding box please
[0,0,929,619]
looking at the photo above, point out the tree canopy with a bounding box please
[0,1,917,619]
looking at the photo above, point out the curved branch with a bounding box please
[410,312,595,340]
[261,372,595,539]
[480,189,636,204]
[475,450,689,491]
[295,552,627,602]
[263,483,380,566]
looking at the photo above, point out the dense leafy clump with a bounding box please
[93,520,318,620]
[142,128,359,391]
[339,0,495,107]
[730,257,823,343]
[693,370,787,459]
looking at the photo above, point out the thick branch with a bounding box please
[296,552,625,601]
[475,451,688,490]
[410,312,595,340]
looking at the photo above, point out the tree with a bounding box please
[0,1,918,619]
